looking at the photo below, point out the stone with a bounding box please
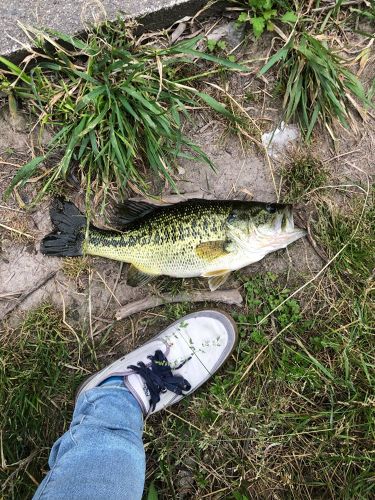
[261,121,300,159]
[0,0,211,59]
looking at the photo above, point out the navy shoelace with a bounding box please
[128,350,192,411]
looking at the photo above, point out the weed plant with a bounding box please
[260,32,372,139]
[280,149,328,202]
[231,2,373,138]
[0,21,245,203]
[231,0,296,38]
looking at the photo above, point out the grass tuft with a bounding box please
[0,21,246,204]
[280,149,328,202]
[313,189,374,283]
[62,256,90,281]
[260,33,373,139]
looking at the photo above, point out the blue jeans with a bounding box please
[33,383,145,500]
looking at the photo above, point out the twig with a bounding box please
[0,291,22,300]
[264,147,279,200]
[0,204,24,212]
[0,222,34,240]
[312,0,364,12]
[1,449,40,492]
[101,262,124,316]
[59,288,82,364]
[115,289,243,320]
[305,216,329,263]
[88,268,94,341]
[323,150,361,163]
[294,211,328,263]
[95,270,122,306]
[0,270,58,320]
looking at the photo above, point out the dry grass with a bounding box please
[61,256,90,281]
[0,209,35,242]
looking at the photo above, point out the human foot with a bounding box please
[77,310,237,414]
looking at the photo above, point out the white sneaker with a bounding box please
[77,310,237,415]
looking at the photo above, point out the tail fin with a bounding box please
[41,200,86,257]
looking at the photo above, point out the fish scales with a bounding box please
[85,200,233,277]
[41,198,306,290]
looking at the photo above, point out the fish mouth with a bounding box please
[230,205,306,253]
[274,206,297,233]
[269,207,307,245]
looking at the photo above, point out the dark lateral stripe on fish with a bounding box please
[41,198,306,293]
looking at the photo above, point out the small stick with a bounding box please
[0,270,58,320]
[0,204,24,212]
[305,217,329,264]
[0,222,34,240]
[323,149,361,163]
[115,289,243,320]
[312,0,363,12]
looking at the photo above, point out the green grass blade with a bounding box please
[76,86,106,112]
[175,48,249,71]
[196,91,237,121]
[306,103,320,140]
[79,103,109,137]
[147,481,158,500]
[0,56,32,84]
[259,45,291,75]
[4,156,45,199]
[60,117,88,176]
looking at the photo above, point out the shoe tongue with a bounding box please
[124,372,151,414]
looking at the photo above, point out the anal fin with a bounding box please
[127,264,157,287]
[206,271,231,291]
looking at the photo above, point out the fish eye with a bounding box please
[265,204,277,213]
[227,212,237,223]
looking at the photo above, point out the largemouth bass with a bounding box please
[41,199,306,290]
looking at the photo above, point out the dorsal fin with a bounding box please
[112,200,158,227]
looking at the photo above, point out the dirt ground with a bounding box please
[0,17,373,337]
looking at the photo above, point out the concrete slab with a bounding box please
[0,0,208,59]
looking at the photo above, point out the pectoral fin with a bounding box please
[195,241,229,261]
[127,264,156,287]
[206,271,232,291]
